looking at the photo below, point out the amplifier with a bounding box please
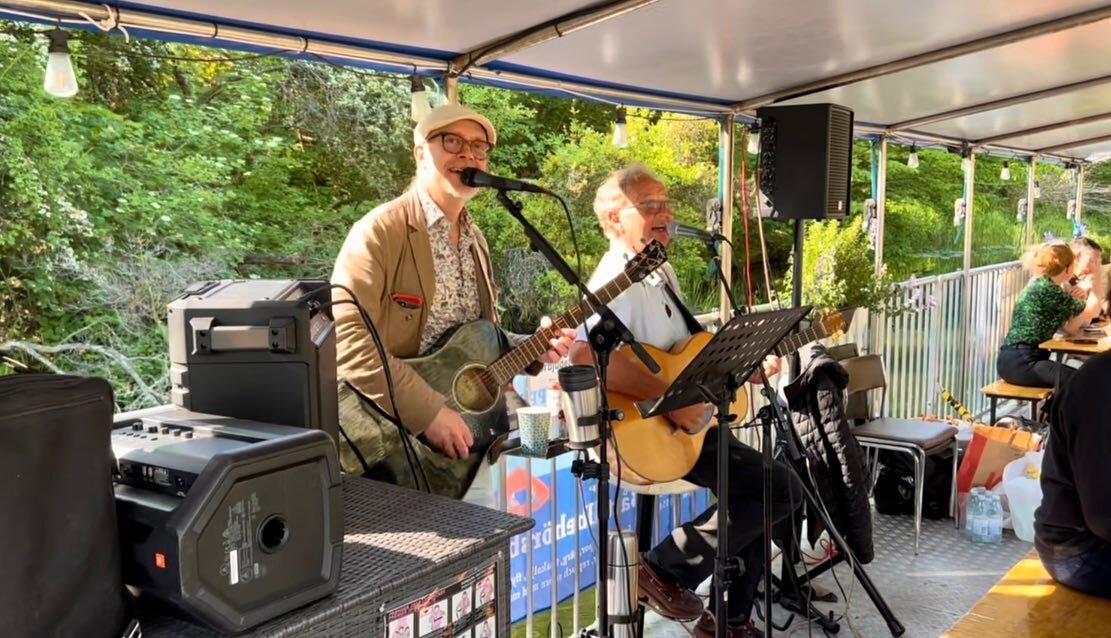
[112,406,343,633]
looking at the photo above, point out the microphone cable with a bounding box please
[306,283,430,492]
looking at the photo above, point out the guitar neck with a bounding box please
[772,324,828,358]
[486,273,635,387]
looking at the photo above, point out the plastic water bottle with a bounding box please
[984,493,1004,544]
[965,487,984,541]
[968,488,991,543]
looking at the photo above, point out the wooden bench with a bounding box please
[944,549,1111,637]
[980,380,1053,425]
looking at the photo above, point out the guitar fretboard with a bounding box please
[772,323,830,358]
[486,272,636,387]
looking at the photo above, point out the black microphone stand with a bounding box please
[703,237,778,637]
[709,236,827,635]
[493,189,659,638]
[711,237,904,637]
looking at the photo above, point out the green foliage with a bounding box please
[6,23,1111,404]
[784,217,905,316]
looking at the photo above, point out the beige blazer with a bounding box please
[331,189,499,433]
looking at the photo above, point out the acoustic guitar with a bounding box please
[608,309,851,485]
[397,240,668,498]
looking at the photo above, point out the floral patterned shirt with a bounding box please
[417,188,481,354]
[1003,276,1085,347]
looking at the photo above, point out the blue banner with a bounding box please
[494,454,710,622]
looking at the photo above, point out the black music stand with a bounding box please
[637,306,811,638]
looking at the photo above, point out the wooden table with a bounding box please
[944,549,1111,637]
[1038,337,1111,358]
[1038,336,1111,389]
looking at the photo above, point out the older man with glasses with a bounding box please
[330,103,574,497]
[570,164,801,637]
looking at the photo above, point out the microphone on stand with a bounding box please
[666,220,726,243]
[557,365,601,450]
[459,167,549,194]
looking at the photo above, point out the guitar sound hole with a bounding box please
[454,365,497,414]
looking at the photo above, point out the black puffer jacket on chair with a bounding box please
[783,344,875,564]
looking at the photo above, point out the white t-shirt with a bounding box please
[575,248,692,351]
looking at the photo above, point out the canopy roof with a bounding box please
[7,0,1111,162]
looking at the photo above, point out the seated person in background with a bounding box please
[1036,350,1111,599]
[997,242,1100,388]
[1071,236,1105,316]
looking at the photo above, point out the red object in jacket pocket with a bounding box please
[390,293,423,309]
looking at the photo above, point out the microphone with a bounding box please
[557,365,601,450]
[459,167,548,194]
[666,220,724,243]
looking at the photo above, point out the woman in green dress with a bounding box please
[997,243,1101,388]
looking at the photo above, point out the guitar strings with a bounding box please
[481,272,641,390]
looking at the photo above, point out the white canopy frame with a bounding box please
[4,0,1111,332]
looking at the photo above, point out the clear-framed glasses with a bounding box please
[429,132,494,159]
[622,199,676,214]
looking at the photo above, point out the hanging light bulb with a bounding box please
[747,127,760,154]
[612,108,628,148]
[409,74,431,122]
[1000,161,1011,181]
[1034,180,1041,199]
[907,145,919,169]
[43,28,78,98]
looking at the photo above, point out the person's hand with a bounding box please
[666,402,712,434]
[746,354,782,384]
[423,406,474,459]
[536,315,576,364]
[1068,279,1090,299]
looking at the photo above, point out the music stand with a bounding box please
[637,306,811,638]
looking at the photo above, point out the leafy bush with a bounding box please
[784,217,906,315]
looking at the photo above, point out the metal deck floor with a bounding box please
[643,510,1032,638]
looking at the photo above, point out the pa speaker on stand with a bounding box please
[756,103,854,220]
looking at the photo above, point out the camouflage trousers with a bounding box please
[336,381,482,500]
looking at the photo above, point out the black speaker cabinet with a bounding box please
[755,103,854,219]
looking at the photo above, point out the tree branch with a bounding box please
[0,340,163,405]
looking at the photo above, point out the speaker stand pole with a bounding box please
[792,219,804,310]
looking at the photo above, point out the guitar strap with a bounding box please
[663,283,704,335]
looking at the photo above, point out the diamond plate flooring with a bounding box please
[642,510,1032,638]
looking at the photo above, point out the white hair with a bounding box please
[592,164,661,237]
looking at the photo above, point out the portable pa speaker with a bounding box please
[755,103,854,219]
[112,406,343,633]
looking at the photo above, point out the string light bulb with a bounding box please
[611,108,628,148]
[43,28,78,98]
[1034,180,1041,198]
[747,127,760,154]
[907,145,919,169]
[409,74,431,122]
[1000,161,1011,181]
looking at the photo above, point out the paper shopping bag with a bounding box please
[957,424,1041,493]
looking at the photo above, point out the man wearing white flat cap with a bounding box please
[331,103,574,497]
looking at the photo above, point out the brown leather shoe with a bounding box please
[693,611,763,638]
[638,557,703,621]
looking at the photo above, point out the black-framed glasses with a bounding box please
[621,199,676,214]
[429,132,494,159]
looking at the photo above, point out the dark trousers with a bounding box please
[997,345,1075,388]
[1039,542,1111,599]
[646,432,804,623]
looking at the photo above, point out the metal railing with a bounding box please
[872,261,1027,419]
[495,261,1029,634]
